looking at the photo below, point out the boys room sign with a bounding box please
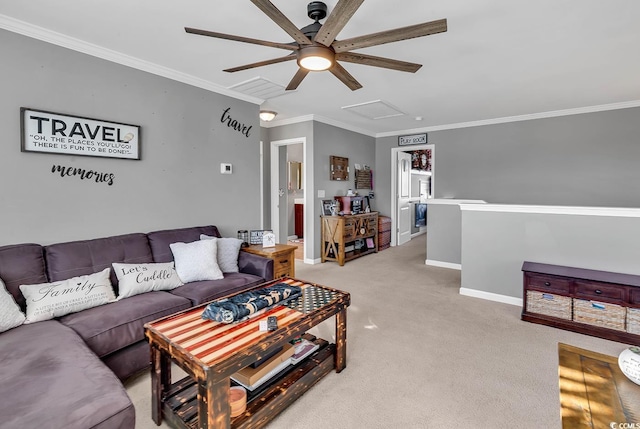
[21,108,141,160]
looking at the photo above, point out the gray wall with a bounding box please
[264,120,375,260]
[426,203,463,265]
[263,121,313,237]
[0,29,261,246]
[460,208,640,299]
[376,107,640,217]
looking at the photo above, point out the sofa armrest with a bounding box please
[238,251,274,281]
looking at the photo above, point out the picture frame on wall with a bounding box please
[20,107,141,160]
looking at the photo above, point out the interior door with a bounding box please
[397,151,412,245]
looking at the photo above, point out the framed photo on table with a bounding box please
[249,230,265,245]
[322,200,336,216]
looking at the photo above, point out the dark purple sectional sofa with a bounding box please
[0,225,273,429]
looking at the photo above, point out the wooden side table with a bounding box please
[242,244,296,278]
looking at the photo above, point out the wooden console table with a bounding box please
[321,212,378,266]
[558,343,640,428]
[241,244,296,278]
[522,261,640,344]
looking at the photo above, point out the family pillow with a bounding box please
[112,262,184,300]
[19,268,115,324]
[200,234,242,273]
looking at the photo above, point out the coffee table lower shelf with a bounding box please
[161,341,336,429]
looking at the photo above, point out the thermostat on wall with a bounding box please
[220,163,233,174]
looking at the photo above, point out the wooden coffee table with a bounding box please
[558,343,640,428]
[145,277,350,429]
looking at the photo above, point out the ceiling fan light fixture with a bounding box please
[259,110,277,122]
[297,45,334,71]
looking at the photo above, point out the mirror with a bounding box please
[288,161,303,190]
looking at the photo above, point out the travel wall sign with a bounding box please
[398,133,428,146]
[21,108,141,160]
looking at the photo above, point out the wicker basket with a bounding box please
[526,291,572,320]
[626,308,640,335]
[378,230,391,250]
[573,299,626,331]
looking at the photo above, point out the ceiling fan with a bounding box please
[185,0,447,91]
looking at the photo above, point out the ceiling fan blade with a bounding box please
[314,0,364,47]
[330,62,362,91]
[185,27,298,51]
[286,68,310,91]
[332,19,447,53]
[336,52,422,73]
[251,0,313,46]
[224,54,297,73]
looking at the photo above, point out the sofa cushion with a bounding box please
[0,243,47,310]
[200,235,243,273]
[45,232,153,295]
[112,262,183,300]
[58,291,191,358]
[170,239,224,282]
[147,225,220,263]
[170,272,265,305]
[20,268,116,324]
[0,320,135,429]
[0,277,25,333]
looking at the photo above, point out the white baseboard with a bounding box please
[425,259,462,270]
[304,258,322,265]
[459,288,523,307]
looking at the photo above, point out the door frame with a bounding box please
[390,144,435,246]
[270,137,310,262]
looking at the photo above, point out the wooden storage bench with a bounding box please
[522,261,640,344]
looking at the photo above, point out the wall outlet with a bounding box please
[220,163,232,174]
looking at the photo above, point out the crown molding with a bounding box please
[459,203,640,218]
[263,114,376,137]
[375,100,640,138]
[0,15,263,105]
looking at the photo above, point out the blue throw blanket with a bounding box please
[201,283,302,324]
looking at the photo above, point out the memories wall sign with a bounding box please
[21,107,141,160]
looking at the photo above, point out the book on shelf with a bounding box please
[232,358,292,392]
[231,343,294,388]
[291,339,319,365]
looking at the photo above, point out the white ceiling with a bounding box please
[1,1,640,136]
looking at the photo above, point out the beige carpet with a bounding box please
[126,234,628,428]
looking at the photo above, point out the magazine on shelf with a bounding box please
[290,339,320,365]
[231,358,292,391]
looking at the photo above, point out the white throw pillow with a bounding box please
[112,262,184,300]
[170,239,224,283]
[19,268,115,324]
[200,234,242,273]
[0,277,26,333]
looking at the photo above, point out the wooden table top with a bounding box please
[242,243,297,256]
[146,278,348,368]
[558,343,640,428]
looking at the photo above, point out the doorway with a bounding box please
[269,137,311,262]
[390,144,435,247]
